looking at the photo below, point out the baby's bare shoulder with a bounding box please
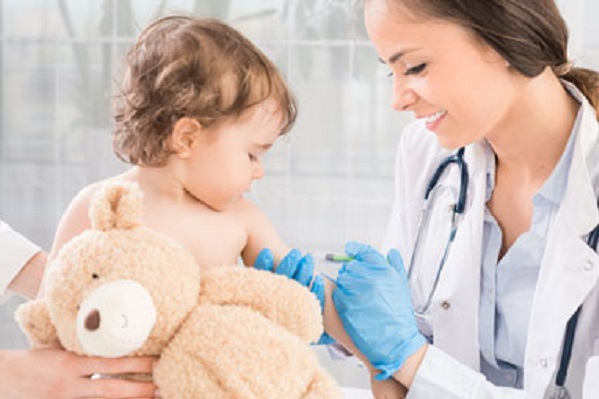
[229,198,270,228]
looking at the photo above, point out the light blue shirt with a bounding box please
[478,105,582,388]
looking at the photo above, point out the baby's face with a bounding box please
[179,98,284,211]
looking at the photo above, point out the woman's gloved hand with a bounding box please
[332,242,426,380]
[254,248,325,310]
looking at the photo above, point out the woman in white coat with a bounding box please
[330,0,599,398]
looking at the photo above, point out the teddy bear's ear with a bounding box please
[14,300,59,347]
[90,182,143,231]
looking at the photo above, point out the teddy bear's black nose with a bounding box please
[84,309,101,331]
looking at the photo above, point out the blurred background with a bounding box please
[1,0,598,387]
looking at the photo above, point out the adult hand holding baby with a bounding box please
[0,348,157,399]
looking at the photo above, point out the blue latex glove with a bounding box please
[333,242,426,380]
[254,248,325,311]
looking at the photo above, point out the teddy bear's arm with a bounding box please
[14,300,59,347]
[199,267,324,343]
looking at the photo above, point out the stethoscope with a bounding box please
[406,147,468,314]
[406,147,599,398]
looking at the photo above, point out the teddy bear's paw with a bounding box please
[301,368,342,399]
[199,267,324,343]
[155,304,340,399]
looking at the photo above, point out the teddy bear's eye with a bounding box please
[92,273,99,279]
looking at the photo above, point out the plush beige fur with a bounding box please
[15,182,340,399]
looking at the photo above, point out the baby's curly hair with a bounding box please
[113,16,297,166]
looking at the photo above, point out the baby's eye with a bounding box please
[404,63,427,76]
[377,63,394,78]
[249,153,258,161]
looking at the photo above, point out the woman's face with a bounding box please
[365,0,524,149]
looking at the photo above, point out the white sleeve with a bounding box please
[0,219,40,303]
[407,346,533,399]
[583,357,599,398]
[411,348,599,398]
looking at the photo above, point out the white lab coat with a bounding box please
[383,87,599,398]
[0,219,40,304]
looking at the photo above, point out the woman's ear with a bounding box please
[171,117,202,158]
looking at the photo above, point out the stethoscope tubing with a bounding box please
[424,147,468,214]
[408,147,467,315]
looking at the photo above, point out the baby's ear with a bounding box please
[171,117,202,157]
[14,300,58,347]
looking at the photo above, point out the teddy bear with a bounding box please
[15,182,341,399]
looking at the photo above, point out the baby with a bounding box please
[47,15,295,270]
[40,15,409,398]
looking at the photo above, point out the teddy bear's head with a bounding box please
[17,183,200,357]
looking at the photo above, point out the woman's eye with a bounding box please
[404,63,427,76]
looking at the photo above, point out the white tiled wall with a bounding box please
[0,0,597,374]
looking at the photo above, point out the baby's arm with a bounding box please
[238,198,289,266]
